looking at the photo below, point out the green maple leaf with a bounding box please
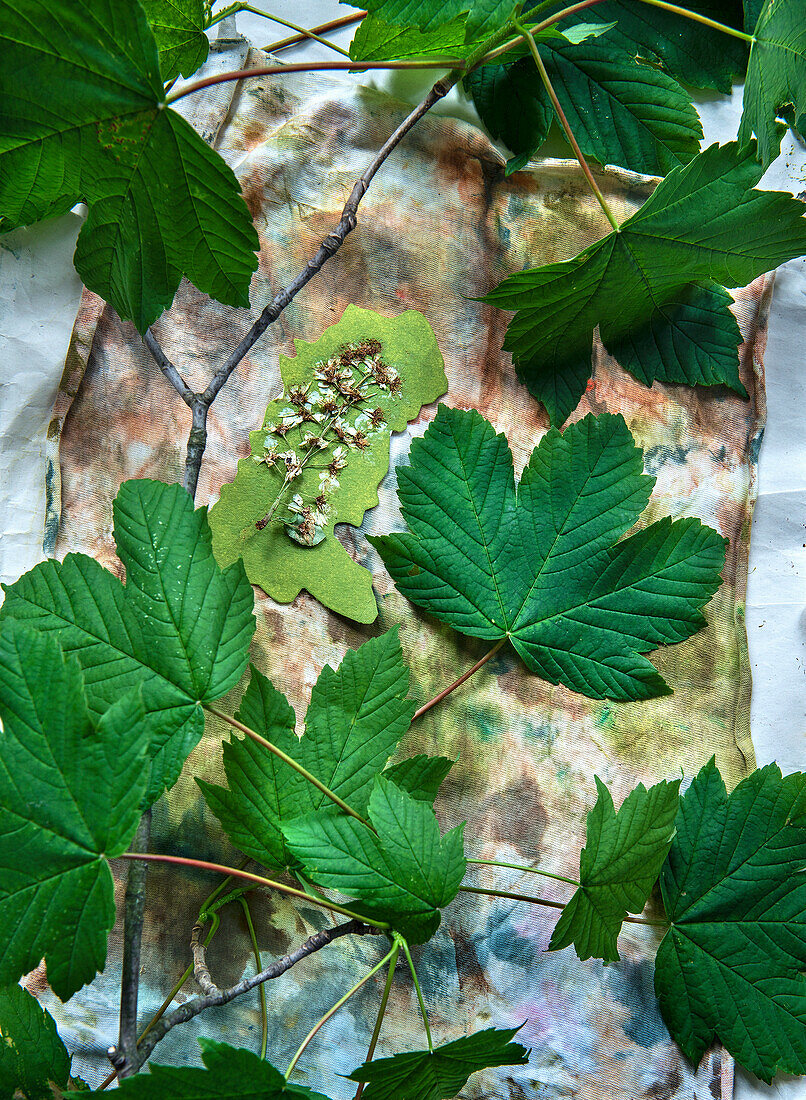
[86,1039,331,1097]
[655,760,806,1082]
[285,776,466,943]
[350,13,469,60]
[0,984,70,1099]
[0,0,258,331]
[0,623,150,999]
[382,754,454,802]
[555,0,747,92]
[548,777,679,963]
[739,0,806,167]
[209,306,447,624]
[200,629,415,870]
[372,407,726,701]
[467,38,702,177]
[346,0,515,43]
[0,480,255,806]
[484,141,806,425]
[346,1027,530,1099]
[141,0,210,81]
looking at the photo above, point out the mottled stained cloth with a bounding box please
[30,30,774,1100]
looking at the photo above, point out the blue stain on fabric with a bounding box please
[476,906,535,968]
[607,960,668,1048]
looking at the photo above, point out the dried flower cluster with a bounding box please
[252,340,400,545]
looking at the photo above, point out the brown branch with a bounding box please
[190,921,220,996]
[116,808,152,1078]
[264,11,366,53]
[112,919,374,1075]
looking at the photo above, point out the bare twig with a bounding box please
[116,919,373,1074]
[190,921,220,996]
[116,808,152,1078]
[264,11,365,54]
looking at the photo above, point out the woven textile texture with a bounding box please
[28,32,774,1100]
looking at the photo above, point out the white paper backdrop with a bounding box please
[0,5,804,1096]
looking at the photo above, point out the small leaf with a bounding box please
[372,406,726,701]
[0,623,150,999]
[85,1038,332,1097]
[141,0,209,80]
[0,480,255,805]
[485,142,806,424]
[201,630,415,869]
[285,776,466,943]
[209,306,447,623]
[739,0,806,167]
[383,754,454,802]
[548,776,679,962]
[0,983,70,1099]
[346,1026,530,1099]
[655,760,806,1082]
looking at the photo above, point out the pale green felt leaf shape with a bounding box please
[485,141,806,425]
[0,623,150,1000]
[285,776,466,943]
[739,0,806,168]
[0,983,71,1099]
[372,406,726,701]
[200,628,415,870]
[655,759,806,1082]
[346,1027,530,1099]
[209,306,447,624]
[548,776,679,963]
[86,1039,331,1097]
[141,0,210,81]
[0,480,255,806]
[0,0,258,332]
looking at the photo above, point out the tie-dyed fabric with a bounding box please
[29,29,774,1099]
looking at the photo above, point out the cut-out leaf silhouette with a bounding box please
[210,306,447,624]
[549,777,679,962]
[372,407,726,701]
[655,760,806,1082]
[739,0,806,167]
[141,0,210,81]
[485,142,806,425]
[0,480,255,806]
[0,983,71,1098]
[346,1026,530,1098]
[285,776,466,943]
[0,623,150,999]
[467,38,702,177]
[90,1038,331,1097]
[201,629,415,870]
[0,0,258,331]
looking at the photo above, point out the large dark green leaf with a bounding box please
[549,777,679,962]
[0,0,258,331]
[485,142,806,424]
[0,623,150,999]
[0,984,71,1098]
[467,38,702,177]
[201,629,415,870]
[285,776,466,943]
[346,1027,530,1098]
[347,0,515,43]
[655,760,806,1082]
[372,407,726,701]
[0,480,255,805]
[141,0,209,81]
[739,0,806,167]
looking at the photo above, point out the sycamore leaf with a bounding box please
[555,0,748,92]
[467,39,701,178]
[346,1027,530,1099]
[350,14,469,60]
[209,306,447,624]
[0,984,70,1099]
[485,142,806,425]
[141,0,210,81]
[382,754,454,802]
[347,0,515,43]
[0,623,150,999]
[0,480,255,806]
[200,629,415,870]
[371,407,726,701]
[739,0,806,167]
[0,0,258,331]
[548,777,679,962]
[285,776,466,943]
[655,760,806,1082]
[86,1039,331,1097]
